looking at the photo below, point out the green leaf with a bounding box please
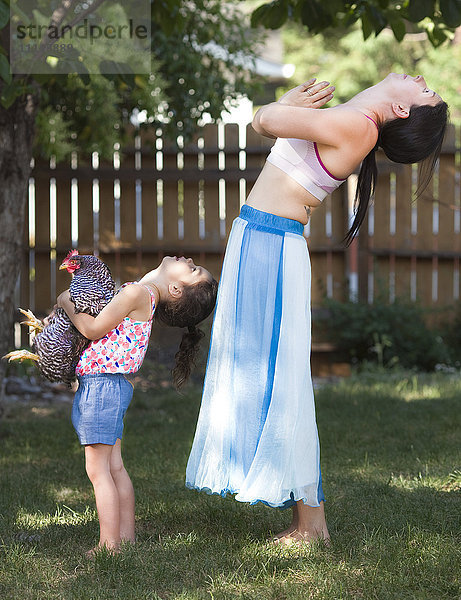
[0,53,11,83]
[322,0,343,18]
[300,0,334,33]
[99,59,117,78]
[9,1,31,26]
[116,62,136,88]
[54,58,91,86]
[0,0,10,29]
[340,10,360,28]
[32,73,55,85]
[0,80,24,108]
[440,0,461,28]
[361,13,374,40]
[389,16,406,41]
[251,1,289,29]
[99,60,135,88]
[426,24,448,47]
[152,0,183,35]
[365,5,388,35]
[74,69,91,87]
[408,0,435,23]
[134,74,147,89]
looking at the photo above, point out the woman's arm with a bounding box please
[253,80,370,148]
[253,79,335,138]
[57,284,149,340]
[256,103,373,148]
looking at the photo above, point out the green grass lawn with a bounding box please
[0,366,460,600]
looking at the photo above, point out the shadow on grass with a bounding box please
[0,376,459,599]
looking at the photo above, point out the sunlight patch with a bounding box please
[53,486,81,503]
[401,386,442,402]
[387,473,441,491]
[15,505,95,530]
[30,407,54,417]
[441,470,461,492]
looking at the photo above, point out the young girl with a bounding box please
[186,74,448,545]
[56,255,218,555]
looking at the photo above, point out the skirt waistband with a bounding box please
[77,373,128,381]
[239,205,304,236]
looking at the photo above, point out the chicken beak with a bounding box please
[59,263,68,270]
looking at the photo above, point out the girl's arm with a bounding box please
[57,284,149,340]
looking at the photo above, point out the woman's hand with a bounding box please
[278,79,335,109]
[252,78,335,138]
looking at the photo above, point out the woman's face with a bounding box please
[160,255,212,286]
[382,73,442,107]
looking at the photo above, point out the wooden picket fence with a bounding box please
[15,122,461,351]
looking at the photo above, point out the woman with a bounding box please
[186,74,448,545]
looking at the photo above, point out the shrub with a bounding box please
[320,296,449,371]
[439,300,461,366]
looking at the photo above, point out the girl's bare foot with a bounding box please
[85,543,120,559]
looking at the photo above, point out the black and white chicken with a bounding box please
[4,250,115,385]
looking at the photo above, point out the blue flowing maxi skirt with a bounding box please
[186,204,324,508]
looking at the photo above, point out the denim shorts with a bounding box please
[72,373,134,445]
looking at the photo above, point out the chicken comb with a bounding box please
[64,249,79,260]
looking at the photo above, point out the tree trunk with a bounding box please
[0,92,39,409]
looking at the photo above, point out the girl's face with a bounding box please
[382,73,442,107]
[160,255,212,286]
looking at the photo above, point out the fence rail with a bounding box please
[15,122,461,347]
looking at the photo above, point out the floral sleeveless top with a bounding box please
[76,283,156,376]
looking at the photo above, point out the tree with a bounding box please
[251,0,461,47]
[280,23,461,122]
[0,0,260,396]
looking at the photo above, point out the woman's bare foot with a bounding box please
[273,500,330,546]
[273,505,298,540]
[274,528,331,547]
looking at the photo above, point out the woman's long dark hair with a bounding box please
[344,101,449,245]
[155,277,218,389]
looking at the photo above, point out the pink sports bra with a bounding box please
[266,115,378,201]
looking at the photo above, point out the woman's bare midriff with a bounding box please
[245,162,323,225]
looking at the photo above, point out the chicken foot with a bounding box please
[18,308,44,334]
[3,349,40,363]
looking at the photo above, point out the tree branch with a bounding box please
[32,0,108,66]
[61,0,108,33]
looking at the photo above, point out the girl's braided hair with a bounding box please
[155,277,218,389]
